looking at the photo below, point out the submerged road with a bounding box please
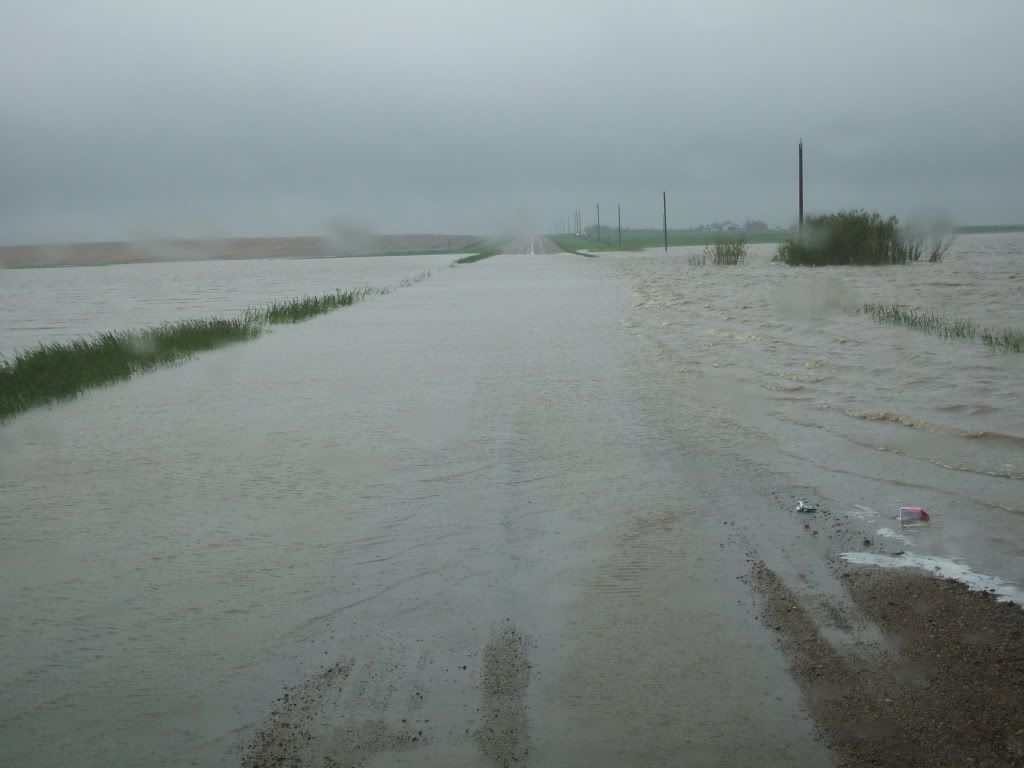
[0,247,836,766]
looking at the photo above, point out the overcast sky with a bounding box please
[2,0,1022,244]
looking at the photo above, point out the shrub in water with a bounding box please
[776,210,922,266]
[688,237,747,266]
[705,237,747,265]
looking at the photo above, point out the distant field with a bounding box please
[550,224,1024,254]
[953,225,1024,234]
[0,234,481,269]
[549,229,790,253]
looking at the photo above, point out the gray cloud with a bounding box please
[2,0,1022,243]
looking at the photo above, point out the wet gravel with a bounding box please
[753,562,1024,767]
[475,621,531,767]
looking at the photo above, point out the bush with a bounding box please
[775,210,922,266]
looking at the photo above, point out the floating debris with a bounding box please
[899,506,930,524]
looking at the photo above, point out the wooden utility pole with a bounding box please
[662,191,668,252]
[596,203,601,242]
[617,204,622,247]
[798,139,804,232]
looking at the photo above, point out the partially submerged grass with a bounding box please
[687,237,748,266]
[980,328,1024,353]
[0,272,432,421]
[0,319,262,419]
[862,303,1024,352]
[256,287,374,323]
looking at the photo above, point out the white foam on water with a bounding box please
[841,552,1024,607]
[875,527,912,544]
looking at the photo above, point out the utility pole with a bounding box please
[662,191,668,252]
[617,204,622,247]
[798,138,804,233]
[596,203,601,242]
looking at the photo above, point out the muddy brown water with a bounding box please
[610,233,1024,581]
[1,236,1021,766]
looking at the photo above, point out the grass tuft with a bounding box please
[862,303,1024,352]
[707,237,747,265]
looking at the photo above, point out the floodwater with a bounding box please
[0,253,457,359]
[610,232,1024,583]
[0,236,1021,766]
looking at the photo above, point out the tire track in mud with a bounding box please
[475,620,531,767]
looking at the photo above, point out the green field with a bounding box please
[454,241,506,264]
[549,224,1024,256]
[548,229,790,254]
[349,243,483,258]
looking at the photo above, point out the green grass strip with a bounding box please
[257,286,374,323]
[861,303,1024,352]
[454,242,503,264]
[0,274,430,421]
[548,235,641,254]
[0,319,262,420]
